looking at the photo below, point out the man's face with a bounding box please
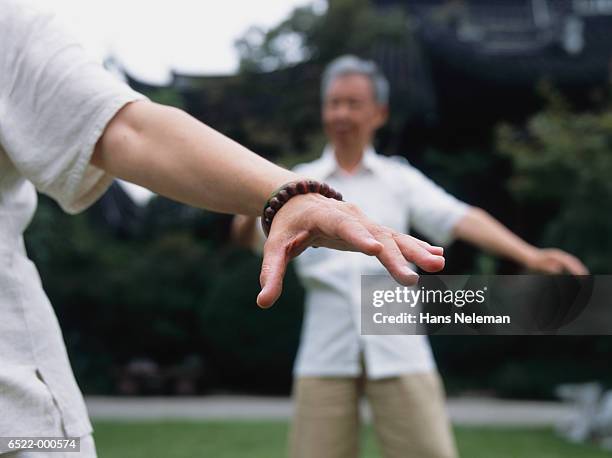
[322,73,388,152]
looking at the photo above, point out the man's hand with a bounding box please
[256,194,445,308]
[526,248,589,275]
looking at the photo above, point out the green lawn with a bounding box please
[92,420,611,458]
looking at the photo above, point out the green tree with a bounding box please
[236,0,413,73]
[497,84,612,273]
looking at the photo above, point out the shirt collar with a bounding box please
[319,144,381,179]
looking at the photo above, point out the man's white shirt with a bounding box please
[257,146,469,379]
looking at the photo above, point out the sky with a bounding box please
[36,0,325,84]
[33,0,324,204]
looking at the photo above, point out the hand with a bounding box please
[526,248,589,275]
[256,193,445,308]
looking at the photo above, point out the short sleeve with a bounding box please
[0,1,146,214]
[394,157,469,246]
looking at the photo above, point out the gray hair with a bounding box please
[321,55,389,105]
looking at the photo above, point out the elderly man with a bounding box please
[232,55,587,458]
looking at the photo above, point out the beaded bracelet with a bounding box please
[261,179,343,237]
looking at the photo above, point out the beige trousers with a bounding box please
[289,371,458,458]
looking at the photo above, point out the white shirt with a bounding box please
[0,1,144,447]
[287,146,469,379]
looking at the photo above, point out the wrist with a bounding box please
[521,246,541,269]
[256,172,299,212]
[261,179,343,236]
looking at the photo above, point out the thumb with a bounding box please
[257,239,289,308]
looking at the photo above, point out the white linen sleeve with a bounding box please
[0,2,146,214]
[395,158,470,246]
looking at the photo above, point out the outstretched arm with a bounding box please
[453,207,588,274]
[93,101,293,216]
[92,100,446,307]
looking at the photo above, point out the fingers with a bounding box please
[257,238,289,309]
[537,249,589,275]
[546,262,564,274]
[556,251,589,275]
[391,232,445,273]
[411,236,444,256]
[568,260,589,275]
[372,232,421,286]
[333,218,384,255]
[330,214,445,284]
[322,206,440,260]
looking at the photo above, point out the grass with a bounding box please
[92,420,611,458]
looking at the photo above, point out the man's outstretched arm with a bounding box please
[453,207,588,274]
[92,100,446,307]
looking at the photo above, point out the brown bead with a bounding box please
[336,192,343,201]
[285,183,298,196]
[265,207,276,219]
[296,181,308,194]
[307,180,320,193]
[277,190,290,202]
[269,197,282,210]
[319,182,330,196]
